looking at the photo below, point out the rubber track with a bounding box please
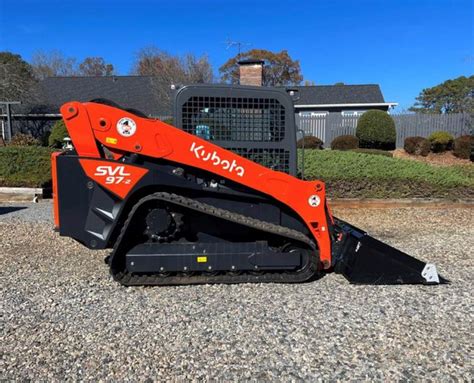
[109,192,320,286]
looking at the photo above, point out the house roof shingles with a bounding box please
[38,76,170,116]
[289,84,386,106]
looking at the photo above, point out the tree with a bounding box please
[219,49,303,86]
[0,52,37,101]
[79,57,114,76]
[30,50,78,79]
[133,47,213,82]
[410,75,474,114]
[134,47,186,79]
[132,46,213,110]
[185,54,213,83]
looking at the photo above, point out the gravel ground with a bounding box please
[1,201,473,380]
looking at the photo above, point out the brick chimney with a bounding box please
[238,60,264,86]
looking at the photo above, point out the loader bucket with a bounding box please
[333,218,448,285]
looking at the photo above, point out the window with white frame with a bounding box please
[299,111,329,117]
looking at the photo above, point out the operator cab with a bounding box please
[172,84,298,175]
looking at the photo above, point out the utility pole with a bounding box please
[0,101,21,141]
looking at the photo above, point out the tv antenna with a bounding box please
[225,38,251,56]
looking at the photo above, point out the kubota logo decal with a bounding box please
[190,142,245,177]
[94,165,132,184]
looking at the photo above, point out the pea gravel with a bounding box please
[1,201,473,381]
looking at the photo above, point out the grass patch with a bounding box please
[0,146,54,188]
[302,150,473,199]
[350,148,393,157]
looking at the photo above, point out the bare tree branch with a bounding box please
[31,50,78,79]
[132,46,214,111]
[79,57,114,76]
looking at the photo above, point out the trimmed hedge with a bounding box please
[297,136,324,149]
[404,136,430,156]
[0,146,54,187]
[428,131,454,153]
[48,120,69,148]
[302,149,473,199]
[356,110,396,149]
[331,135,359,150]
[453,135,473,160]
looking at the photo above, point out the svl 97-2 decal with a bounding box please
[94,165,132,184]
[79,159,148,198]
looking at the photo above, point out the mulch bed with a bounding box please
[392,149,472,166]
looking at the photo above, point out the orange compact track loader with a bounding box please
[51,85,446,286]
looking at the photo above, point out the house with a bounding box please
[286,84,397,116]
[237,60,397,116]
[233,60,398,143]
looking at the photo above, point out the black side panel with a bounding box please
[56,155,123,249]
[56,154,309,250]
[126,241,302,273]
[56,155,92,245]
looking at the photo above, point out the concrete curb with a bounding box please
[0,187,474,209]
[0,191,472,209]
[0,187,43,203]
[328,198,474,209]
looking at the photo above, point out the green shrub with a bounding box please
[331,135,359,150]
[404,136,430,156]
[297,135,324,149]
[453,135,473,160]
[428,131,454,153]
[356,110,396,149]
[9,133,40,146]
[0,146,53,187]
[48,119,69,148]
[351,148,393,157]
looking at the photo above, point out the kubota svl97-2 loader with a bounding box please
[51,85,446,286]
